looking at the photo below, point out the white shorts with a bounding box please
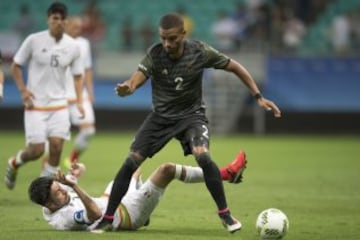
[103,177,164,230]
[122,179,164,229]
[24,108,71,144]
[69,100,95,126]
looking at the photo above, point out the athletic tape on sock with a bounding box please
[174,164,182,180]
[15,150,24,166]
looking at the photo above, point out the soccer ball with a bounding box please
[256,208,289,239]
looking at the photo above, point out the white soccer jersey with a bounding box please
[43,191,99,230]
[65,36,92,100]
[13,30,83,108]
[42,183,117,231]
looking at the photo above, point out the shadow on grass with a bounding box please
[19,227,232,238]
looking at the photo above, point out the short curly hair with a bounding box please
[159,13,184,30]
[28,177,54,206]
[47,2,68,19]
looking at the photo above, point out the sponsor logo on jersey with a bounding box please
[74,210,86,224]
[162,69,168,75]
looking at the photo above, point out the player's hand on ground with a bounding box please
[21,90,35,109]
[257,97,281,118]
[115,82,133,97]
[69,163,86,179]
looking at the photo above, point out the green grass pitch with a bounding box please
[0,131,359,240]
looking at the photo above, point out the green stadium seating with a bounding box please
[0,0,247,50]
[298,0,360,56]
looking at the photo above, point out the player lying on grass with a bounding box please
[28,151,246,231]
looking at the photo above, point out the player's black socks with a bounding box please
[104,157,139,218]
[196,153,228,210]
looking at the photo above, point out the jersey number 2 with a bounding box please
[174,77,184,90]
[202,125,209,139]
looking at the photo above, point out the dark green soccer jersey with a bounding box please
[138,40,230,118]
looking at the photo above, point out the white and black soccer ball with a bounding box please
[256,208,289,239]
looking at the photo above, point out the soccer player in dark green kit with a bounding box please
[93,13,281,233]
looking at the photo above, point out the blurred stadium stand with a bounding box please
[299,0,360,55]
[1,0,360,134]
[0,0,238,50]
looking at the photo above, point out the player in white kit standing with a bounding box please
[42,16,96,168]
[64,16,96,167]
[4,2,84,190]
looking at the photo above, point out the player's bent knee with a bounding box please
[124,153,144,169]
[190,136,209,154]
[192,147,208,156]
[128,152,145,164]
[157,163,175,178]
[80,126,96,137]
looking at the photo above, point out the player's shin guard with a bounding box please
[195,153,227,210]
[103,156,139,219]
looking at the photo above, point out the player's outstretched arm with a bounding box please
[56,169,102,222]
[225,59,281,118]
[255,95,281,118]
[115,71,147,97]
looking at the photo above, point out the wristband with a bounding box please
[254,93,262,100]
[0,84,3,98]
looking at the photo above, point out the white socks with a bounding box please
[174,164,204,183]
[40,163,59,177]
[74,127,95,151]
[14,150,24,167]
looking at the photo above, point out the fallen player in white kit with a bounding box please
[28,151,247,231]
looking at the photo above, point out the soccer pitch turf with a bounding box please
[0,131,359,240]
